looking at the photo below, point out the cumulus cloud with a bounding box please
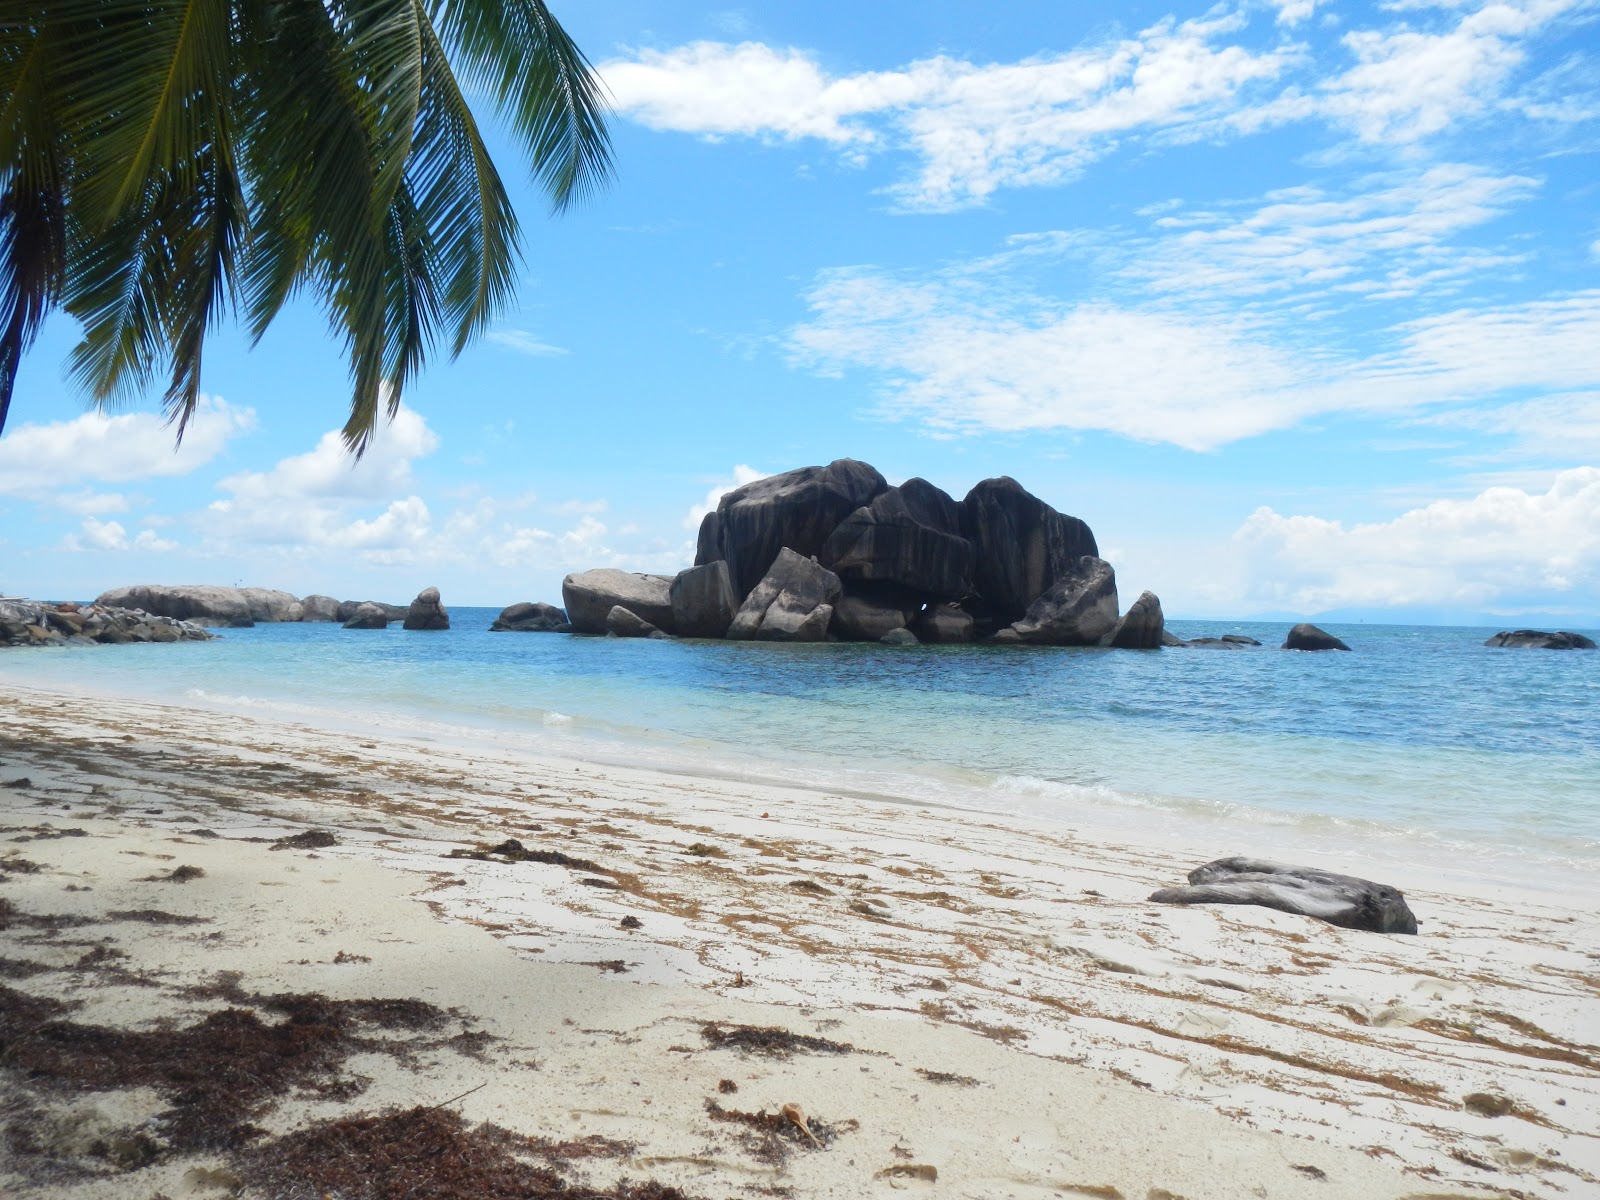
[1233,466,1600,610]
[217,405,437,505]
[54,491,131,517]
[0,397,253,494]
[63,518,177,553]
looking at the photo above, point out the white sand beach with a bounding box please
[2,679,1596,1199]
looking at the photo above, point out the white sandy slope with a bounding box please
[0,681,1595,1200]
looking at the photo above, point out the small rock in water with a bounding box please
[1149,856,1418,934]
[1282,622,1351,651]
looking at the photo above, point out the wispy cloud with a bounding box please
[487,330,569,357]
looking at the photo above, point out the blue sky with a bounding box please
[3,0,1598,622]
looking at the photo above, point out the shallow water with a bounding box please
[4,611,1597,891]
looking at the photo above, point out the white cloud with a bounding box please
[1234,466,1600,609]
[486,330,569,357]
[217,405,437,505]
[1269,0,1320,25]
[684,465,765,529]
[552,498,608,515]
[54,491,131,517]
[63,518,177,553]
[0,397,253,494]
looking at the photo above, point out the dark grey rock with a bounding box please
[987,627,1025,645]
[1484,629,1597,650]
[1283,623,1351,652]
[562,569,676,634]
[94,585,256,628]
[912,602,975,644]
[1183,637,1246,649]
[1107,590,1164,649]
[960,477,1099,628]
[879,627,919,645]
[240,587,304,622]
[829,586,917,642]
[1149,857,1419,935]
[299,594,341,622]
[335,599,407,624]
[605,605,662,638]
[821,478,973,599]
[1008,556,1118,646]
[491,601,568,632]
[342,603,390,630]
[670,561,738,639]
[403,586,449,631]
[697,459,888,599]
[726,548,842,642]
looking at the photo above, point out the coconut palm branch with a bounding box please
[0,0,611,450]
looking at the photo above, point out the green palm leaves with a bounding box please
[0,0,611,451]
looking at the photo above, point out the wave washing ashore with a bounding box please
[1,634,1598,1197]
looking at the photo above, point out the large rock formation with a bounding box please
[912,602,975,644]
[670,561,738,639]
[726,548,841,642]
[299,594,341,622]
[491,602,568,632]
[605,605,667,638]
[829,586,916,641]
[335,599,408,624]
[403,587,449,631]
[821,478,972,599]
[696,459,887,599]
[1150,857,1419,935]
[1,599,212,648]
[1283,623,1350,652]
[562,570,676,635]
[1008,557,1119,646]
[1485,629,1597,650]
[342,603,391,630]
[95,584,256,628]
[1106,591,1164,649]
[960,477,1099,629]
[240,587,304,623]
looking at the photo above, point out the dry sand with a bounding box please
[0,681,1595,1199]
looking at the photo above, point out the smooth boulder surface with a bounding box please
[1283,623,1351,652]
[342,603,391,630]
[960,477,1100,628]
[726,548,842,642]
[697,459,887,599]
[879,627,919,645]
[240,587,304,623]
[821,478,973,599]
[829,587,916,641]
[1107,590,1164,649]
[912,602,976,644]
[1149,857,1419,935]
[95,585,255,628]
[562,570,676,635]
[403,586,449,631]
[299,594,341,622]
[605,606,665,638]
[335,599,407,624]
[669,561,738,639]
[1485,629,1597,650]
[490,602,568,633]
[1008,556,1119,646]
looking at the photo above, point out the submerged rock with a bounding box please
[670,561,738,639]
[879,627,919,645]
[1008,556,1118,646]
[403,587,449,631]
[1283,623,1351,652]
[1484,629,1597,650]
[605,605,664,638]
[562,569,676,635]
[1107,590,1164,649]
[726,548,841,642]
[336,599,408,624]
[490,601,568,632]
[1149,857,1419,935]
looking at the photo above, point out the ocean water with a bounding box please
[4,610,1597,895]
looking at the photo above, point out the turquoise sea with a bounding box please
[4,611,1597,894]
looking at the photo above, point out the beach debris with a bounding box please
[701,1021,854,1058]
[1291,1164,1328,1180]
[619,915,643,930]
[139,864,206,883]
[787,878,833,896]
[579,877,620,889]
[704,1098,851,1159]
[685,842,725,858]
[3,777,33,788]
[915,1067,979,1087]
[271,830,339,851]
[1148,857,1419,934]
[876,1163,939,1183]
[780,1103,824,1148]
[1463,1092,1514,1117]
[106,909,210,925]
[332,950,371,964]
[717,1079,738,1094]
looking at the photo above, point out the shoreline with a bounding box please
[2,680,1597,1198]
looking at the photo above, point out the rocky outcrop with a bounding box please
[402,586,449,631]
[342,603,391,630]
[1485,630,1597,650]
[696,459,887,599]
[240,587,304,623]
[605,606,667,638]
[1150,857,1419,935]
[912,602,975,644]
[726,548,841,642]
[95,584,256,628]
[669,561,738,639]
[1,599,212,648]
[1283,623,1350,652]
[299,594,341,622]
[821,478,972,599]
[961,477,1099,629]
[335,599,408,624]
[1008,557,1118,646]
[561,570,676,635]
[490,602,569,632]
[880,627,919,645]
[829,587,916,641]
[1106,591,1164,649]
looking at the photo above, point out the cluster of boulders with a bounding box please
[92,584,444,631]
[551,460,1171,648]
[0,598,212,648]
